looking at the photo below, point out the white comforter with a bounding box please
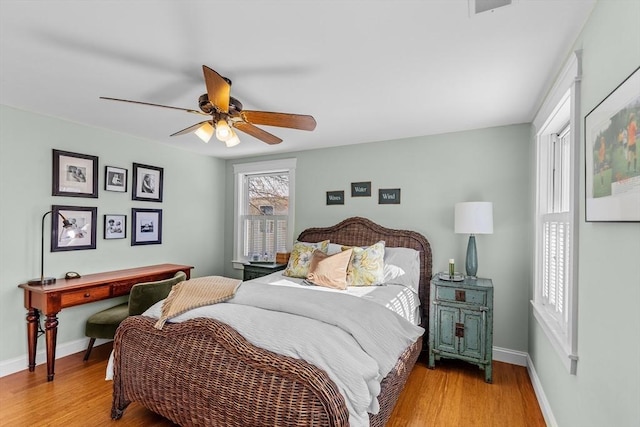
[112,276,424,427]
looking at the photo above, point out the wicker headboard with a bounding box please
[297,217,433,324]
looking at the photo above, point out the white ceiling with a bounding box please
[0,0,596,159]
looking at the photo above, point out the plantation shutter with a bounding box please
[541,214,570,325]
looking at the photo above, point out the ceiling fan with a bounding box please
[101,65,317,147]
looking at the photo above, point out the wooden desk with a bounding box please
[18,263,193,381]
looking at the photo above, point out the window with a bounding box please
[233,159,296,264]
[541,124,571,325]
[532,51,581,374]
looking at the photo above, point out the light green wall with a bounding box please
[529,1,640,426]
[225,123,533,352]
[0,105,226,362]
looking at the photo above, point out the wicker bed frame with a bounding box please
[111,217,432,426]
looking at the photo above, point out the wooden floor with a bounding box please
[0,343,546,427]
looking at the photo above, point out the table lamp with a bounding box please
[455,202,493,278]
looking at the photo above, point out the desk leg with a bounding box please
[44,314,59,381]
[26,309,39,372]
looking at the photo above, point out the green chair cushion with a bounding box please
[84,302,129,339]
[84,271,187,340]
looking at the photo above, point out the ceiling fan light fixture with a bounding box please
[225,130,241,148]
[215,119,232,141]
[194,122,214,143]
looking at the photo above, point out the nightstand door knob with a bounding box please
[455,322,465,338]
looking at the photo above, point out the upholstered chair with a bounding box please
[83,271,187,361]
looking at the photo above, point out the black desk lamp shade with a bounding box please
[28,211,74,286]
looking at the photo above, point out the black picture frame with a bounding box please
[378,188,401,204]
[326,190,345,205]
[132,163,163,202]
[584,66,640,222]
[104,214,126,239]
[351,181,371,197]
[131,208,162,246]
[51,205,97,252]
[52,149,98,198]
[105,166,127,193]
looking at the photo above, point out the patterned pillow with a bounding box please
[306,248,353,290]
[342,241,386,286]
[282,240,330,278]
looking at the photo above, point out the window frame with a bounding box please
[531,51,581,375]
[232,158,296,267]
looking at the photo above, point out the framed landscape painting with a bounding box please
[585,66,640,222]
[131,208,162,245]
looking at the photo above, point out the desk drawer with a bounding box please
[436,287,487,305]
[61,285,111,307]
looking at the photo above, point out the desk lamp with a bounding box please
[28,211,75,286]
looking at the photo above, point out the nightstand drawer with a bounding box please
[436,287,487,305]
[243,263,286,281]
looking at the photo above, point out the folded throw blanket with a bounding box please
[154,276,242,329]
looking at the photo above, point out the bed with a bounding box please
[111,216,432,426]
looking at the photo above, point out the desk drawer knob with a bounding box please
[84,293,91,298]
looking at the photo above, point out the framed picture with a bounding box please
[51,205,97,252]
[326,190,345,205]
[104,214,126,239]
[379,188,401,204]
[132,163,163,202]
[131,208,162,245]
[105,166,127,192]
[351,181,371,197]
[52,149,98,198]
[585,66,640,222]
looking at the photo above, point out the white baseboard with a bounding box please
[526,354,557,427]
[493,346,528,366]
[0,337,111,378]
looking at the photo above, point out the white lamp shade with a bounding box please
[194,122,214,143]
[224,130,241,147]
[455,202,494,234]
[215,120,233,141]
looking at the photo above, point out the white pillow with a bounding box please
[327,242,343,255]
[383,247,420,293]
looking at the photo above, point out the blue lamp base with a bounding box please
[465,234,478,278]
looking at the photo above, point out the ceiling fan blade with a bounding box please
[100,97,206,115]
[170,121,211,137]
[202,65,230,114]
[234,122,282,145]
[241,110,317,131]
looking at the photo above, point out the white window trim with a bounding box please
[232,158,296,268]
[531,50,581,375]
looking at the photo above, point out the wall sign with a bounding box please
[326,190,345,205]
[378,188,401,204]
[351,181,371,197]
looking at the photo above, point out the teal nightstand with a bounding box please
[428,275,494,383]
